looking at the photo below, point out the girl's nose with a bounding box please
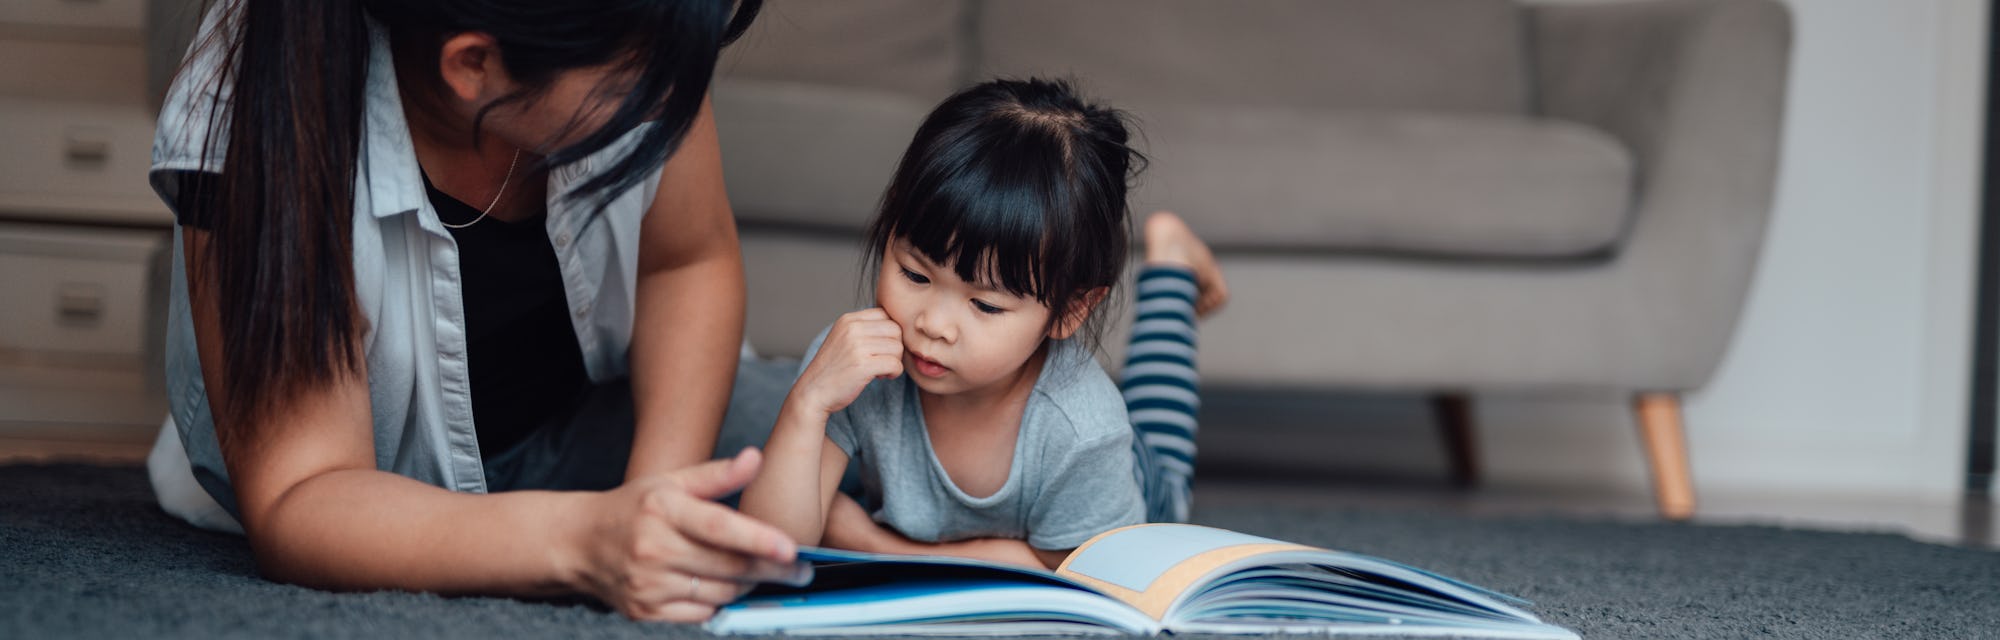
[914,306,954,344]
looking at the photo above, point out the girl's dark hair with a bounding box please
[190,0,758,434]
[863,78,1143,352]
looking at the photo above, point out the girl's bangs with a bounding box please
[889,131,1076,305]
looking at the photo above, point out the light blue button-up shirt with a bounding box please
[150,6,663,517]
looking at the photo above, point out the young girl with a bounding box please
[739,78,1228,569]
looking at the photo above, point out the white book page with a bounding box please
[708,582,1161,636]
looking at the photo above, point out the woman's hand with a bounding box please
[790,309,905,417]
[567,449,811,622]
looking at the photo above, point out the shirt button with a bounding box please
[575,304,590,318]
[553,232,571,249]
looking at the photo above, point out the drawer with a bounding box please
[0,96,171,225]
[0,36,147,103]
[0,0,144,33]
[0,222,166,361]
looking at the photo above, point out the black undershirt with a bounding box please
[422,173,591,457]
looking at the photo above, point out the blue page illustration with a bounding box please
[1063,525,1286,592]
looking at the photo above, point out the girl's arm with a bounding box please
[736,412,851,546]
[626,95,747,480]
[823,494,1071,570]
[739,309,905,545]
[183,228,799,622]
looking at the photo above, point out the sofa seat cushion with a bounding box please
[1136,106,1636,258]
[712,79,933,231]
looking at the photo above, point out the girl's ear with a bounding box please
[1050,287,1110,340]
[437,32,512,106]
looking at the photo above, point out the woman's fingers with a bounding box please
[633,598,719,623]
[647,531,812,586]
[614,534,792,613]
[741,557,812,586]
[638,571,754,607]
[609,522,800,619]
[589,457,823,623]
[658,488,800,561]
[657,449,764,503]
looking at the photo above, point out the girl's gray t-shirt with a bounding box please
[801,326,1146,551]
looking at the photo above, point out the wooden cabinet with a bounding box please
[0,0,172,435]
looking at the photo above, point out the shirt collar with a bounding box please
[358,18,424,220]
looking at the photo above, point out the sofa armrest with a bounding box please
[1528,0,1792,390]
[1531,0,1791,187]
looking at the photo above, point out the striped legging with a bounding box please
[1121,265,1203,523]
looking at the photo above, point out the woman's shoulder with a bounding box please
[153,0,243,176]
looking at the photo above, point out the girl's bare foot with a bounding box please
[1143,211,1229,317]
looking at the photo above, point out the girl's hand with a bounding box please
[791,309,905,417]
[822,496,1065,569]
[820,493,906,554]
[568,449,811,622]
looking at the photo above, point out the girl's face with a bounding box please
[876,240,1059,398]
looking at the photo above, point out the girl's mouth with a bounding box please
[911,353,950,378]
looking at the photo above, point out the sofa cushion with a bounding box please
[978,0,1530,114]
[1133,106,1635,258]
[719,0,965,100]
[712,80,932,230]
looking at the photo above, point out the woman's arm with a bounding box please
[822,494,1071,570]
[626,95,747,480]
[184,228,800,621]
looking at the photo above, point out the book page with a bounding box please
[709,580,1159,635]
[1054,524,1314,619]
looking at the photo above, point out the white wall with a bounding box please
[1480,0,1989,501]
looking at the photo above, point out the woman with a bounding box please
[146,0,799,621]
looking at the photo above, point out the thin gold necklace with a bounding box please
[440,148,521,229]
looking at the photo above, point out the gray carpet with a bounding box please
[4,463,1997,639]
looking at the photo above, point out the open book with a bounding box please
[707,523,1576,638]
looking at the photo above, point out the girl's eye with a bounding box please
[901,267,930,285]
[972,299,1005,315]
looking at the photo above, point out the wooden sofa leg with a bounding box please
[1432,394,1479,488]
[1634,393,1696,520]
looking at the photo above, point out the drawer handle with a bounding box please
[56,283,105,327]
[64,127,112,167]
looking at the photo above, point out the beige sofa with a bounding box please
[714,0,1792,519]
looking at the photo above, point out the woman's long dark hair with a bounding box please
[190,0,758,436]
[863,78,1143,353]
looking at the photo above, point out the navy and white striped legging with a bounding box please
[1121,265,1203,523]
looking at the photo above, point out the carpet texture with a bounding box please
[4,463,1997,639]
